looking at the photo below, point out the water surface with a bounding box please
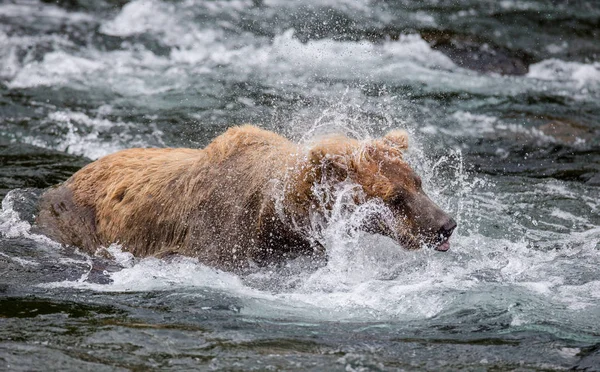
[1,0,599,370]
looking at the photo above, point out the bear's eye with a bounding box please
[389,190,408,206]
[414,175,422,189]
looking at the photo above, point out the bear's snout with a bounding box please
[439,218,457,238]
[398,192,457,252]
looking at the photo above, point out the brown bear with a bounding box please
[36,125,456,272]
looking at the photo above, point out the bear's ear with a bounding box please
[382,129,409,150]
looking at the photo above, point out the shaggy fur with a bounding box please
[37,125,453,272]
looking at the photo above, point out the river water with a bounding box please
[1,0,599,370]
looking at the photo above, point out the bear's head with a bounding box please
[295,130,456,251]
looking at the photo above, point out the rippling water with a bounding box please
[1,0,600,370]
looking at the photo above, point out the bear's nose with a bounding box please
[439,218,457,238]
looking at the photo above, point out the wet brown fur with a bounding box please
[37,125,442,272]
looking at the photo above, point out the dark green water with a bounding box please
[1,0,599,370]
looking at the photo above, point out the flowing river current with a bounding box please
[1,0,600,370]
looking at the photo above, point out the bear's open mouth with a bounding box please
[435,239,451,252]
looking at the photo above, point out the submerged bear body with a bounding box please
[37,125,456,272]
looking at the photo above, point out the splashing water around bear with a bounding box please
[2,102,599,325]
[291,134,469,290]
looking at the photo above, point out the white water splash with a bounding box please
[0,190,62,249]
[18,108,166,160]
[528,59,600,88]
[0,191,34,239]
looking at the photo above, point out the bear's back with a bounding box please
[37,125,300,267]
